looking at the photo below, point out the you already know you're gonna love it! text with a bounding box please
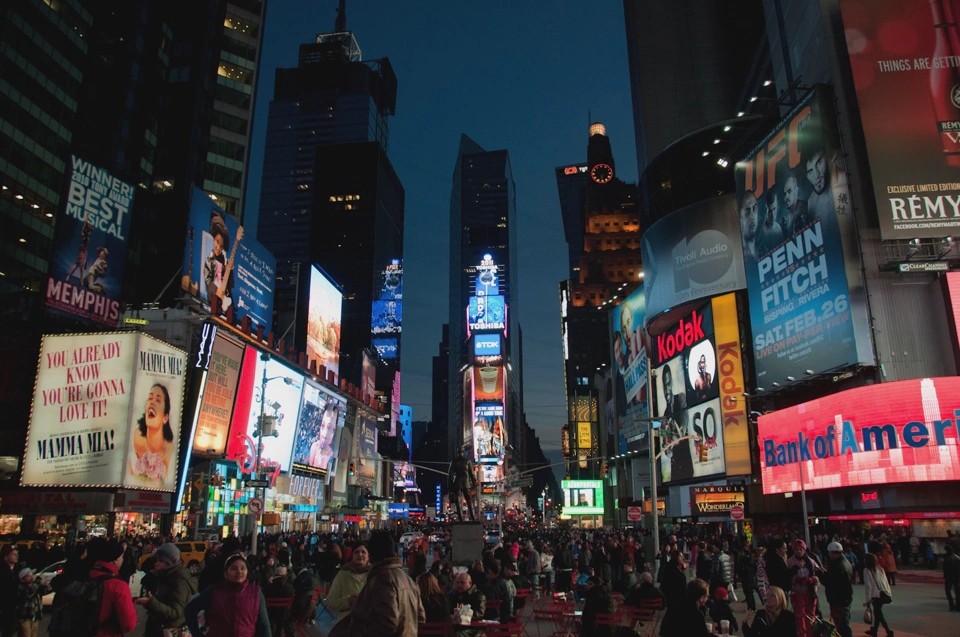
[23,332,186,492]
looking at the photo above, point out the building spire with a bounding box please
[335,0,347,32]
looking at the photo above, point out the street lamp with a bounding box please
[250,352,294,557]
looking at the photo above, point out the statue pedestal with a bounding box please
[451,521,484,565]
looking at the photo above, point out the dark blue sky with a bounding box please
[244,1,638,479]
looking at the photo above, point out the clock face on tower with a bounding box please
[590,163,613,184]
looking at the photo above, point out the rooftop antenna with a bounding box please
[335,0,347,32]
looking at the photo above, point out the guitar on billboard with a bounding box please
[216,226,242,312]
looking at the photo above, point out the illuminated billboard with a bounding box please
[611,285,649,442]
[735,88,873,386]
[712,294,751,476]
[561,479,604,515]
[474,334,502,357]
[45,156,134,326]
[226,347,305,474]
[758,377,960,494]
[653,301,727,483]
[352,414,378,486]
[192,333,243,455]
[371,258,402,359]
[576,422,592,450]
[23,333,186,491]
[474,253,501,296]
[182,187,276,328]
[361,351,376,403]
[468,295,506,332]
[292,381,345,479]
[473,365,504,401]
[306,266,342,378]
[840,0,960,239]
[372,337,398,360]
[473,403,505,463]
[691,485,746,515]
[640,195,746,321]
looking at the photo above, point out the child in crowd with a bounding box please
[17,568,51,637]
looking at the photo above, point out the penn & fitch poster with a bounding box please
[734,87,873,387]
[841,0,960,239]
[45,156,134,326]
[23,332,186,491]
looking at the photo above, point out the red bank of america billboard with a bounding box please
[758,377,960,494]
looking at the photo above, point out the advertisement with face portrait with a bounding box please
[45,156,134,326]
[640,195,746,322]
[839,0,960,239]
[653,302,726,483]
[182,188,276,328]
[306,266,342,377]
[561,479,604,515]
[23,333,185,491]
[735,88,873,386]
[192,334,243,455]
[226,348,305,473]
[758,377,960,494]
[292,381,345,479]
[610,285,649,445]
[353,414,378,486]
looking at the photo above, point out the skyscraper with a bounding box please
[447,135,522,477]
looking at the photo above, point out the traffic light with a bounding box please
[349,462,356,476]
[601,463,609,479]
[699,443,709,462]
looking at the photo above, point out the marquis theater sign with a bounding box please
[758,377,960,494]
[691,485,746,515]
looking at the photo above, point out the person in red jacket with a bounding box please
[92,540,137,637]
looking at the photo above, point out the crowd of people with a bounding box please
[0,523,955,637]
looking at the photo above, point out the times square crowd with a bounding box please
[0,523,956,637]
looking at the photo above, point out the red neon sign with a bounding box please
[861,491,878,503]
[758,377,960,494]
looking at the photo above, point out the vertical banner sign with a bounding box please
[840,0,960,239]
[711,294,751,475]
[192,335,243,454]
[735,87,873,386]
[577,421,592,450]
[23,333,185,491]
[45,156,134,326]
[610,286,649,444]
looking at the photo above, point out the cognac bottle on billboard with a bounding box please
[931,0,960,166]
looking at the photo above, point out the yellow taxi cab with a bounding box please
[138,541,209,574]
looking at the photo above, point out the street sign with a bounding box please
[192,477,204,492]
[248,498,264,515]
[509,478,534,488]
[730,503,745,521]
[627,506,642,522]
[245,479,269,488]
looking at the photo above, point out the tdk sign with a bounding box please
[474,334,501,357]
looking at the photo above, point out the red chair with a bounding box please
[417,621,451,636]
[486,598,502,619]
[294,590,320,637]
[313,585,333,620]
[594,611,624,627]
[531,608,563,637]
[514,589,531,620]
[486,623,524,637]
[265,597,293,637]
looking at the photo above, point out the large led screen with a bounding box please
[468,295,506,331]
[192,333,243,455]
[226,347,304,473]
[611,285,649,444]
[840,0,960,239]
[306,266,342,378]
[182,188,276,328]
[353,415,378,486]
[24,333,186,491]
[292,381,345,478]
[735,88,873,387]
[45,156,134,326]
[473,365,504,401]
[653,302,727,483]
[472,402,505,463]
[758,377,960,494]
[640,194,746,321]
[561,479,604,515]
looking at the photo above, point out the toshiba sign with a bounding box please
[758,377,960,494]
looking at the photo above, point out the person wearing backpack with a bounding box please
[134,543,197,637]
[91,540,138,637]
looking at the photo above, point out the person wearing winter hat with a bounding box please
[821,542,853,637]
[786,539,824,637]
[185,554,270,637]
[90,540,137,637]
[17,567,50,637]
[135,543,198,637]
[0,546,20,637]
[709,587,739,634]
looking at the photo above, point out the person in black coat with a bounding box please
[418,573,452,623]
[765,540,792,594]
[661,578,711,637]
[660,551,688,610]
[580,577,617,637]
[709,587,739,634]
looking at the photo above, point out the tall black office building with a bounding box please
[447,135,523,470]
[256,17,403,411]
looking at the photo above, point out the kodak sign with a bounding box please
[712,294,751,475]
[655,311,704,365]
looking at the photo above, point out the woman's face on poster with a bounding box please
[145,386,168,430]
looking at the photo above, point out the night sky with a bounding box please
[245,1,638,481]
